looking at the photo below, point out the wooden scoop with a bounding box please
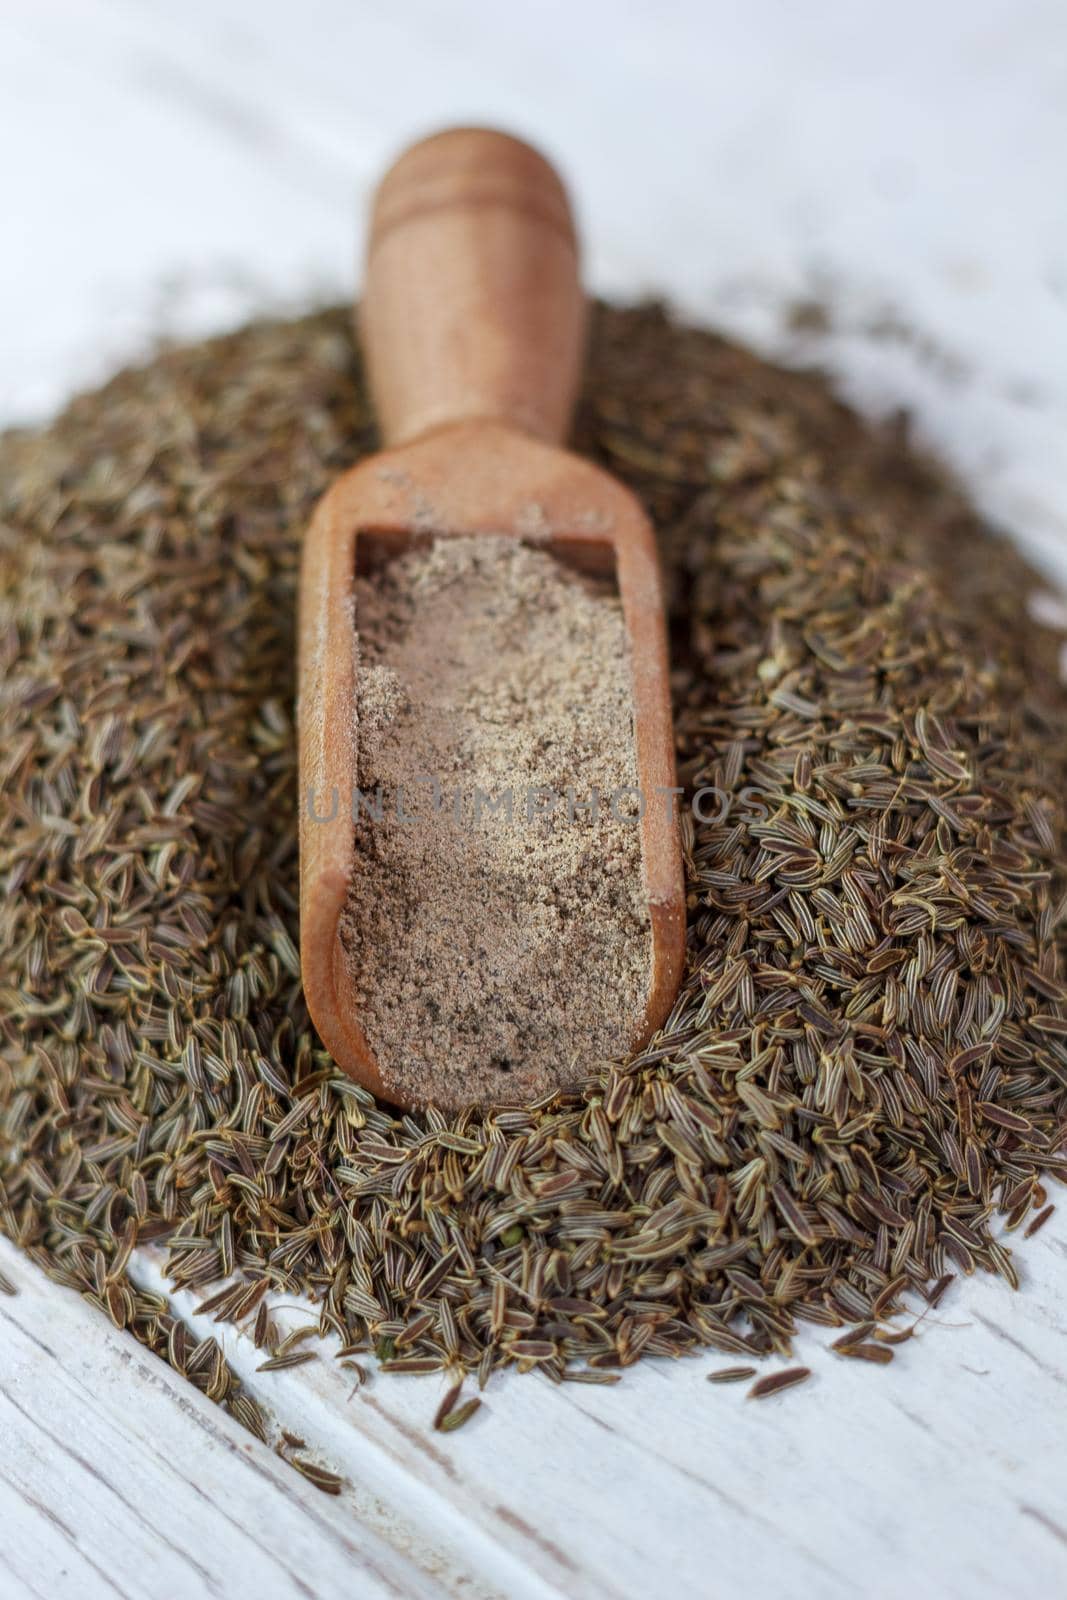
[298,127,685,1108]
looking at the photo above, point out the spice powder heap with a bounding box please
[1,303,1066,1437]
[340,534,651,1107]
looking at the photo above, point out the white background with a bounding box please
[3,0,1067,575]
[2,6,1067,1599]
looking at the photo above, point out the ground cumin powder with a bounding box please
[2,303,1067,1451]
[341,535,650,1107]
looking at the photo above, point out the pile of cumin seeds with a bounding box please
[2,303,1067,1419]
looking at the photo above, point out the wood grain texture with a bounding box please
[0,1239,553,1600]
[362,127,586,447]
[3,1227,1067,1600]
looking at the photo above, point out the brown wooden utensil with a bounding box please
[298,126,685,1108]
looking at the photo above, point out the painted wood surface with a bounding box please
[4,0,1066,586]
[3,3,1067,1597]
[4,1223,1067,1599]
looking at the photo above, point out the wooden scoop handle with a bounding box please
[361,128,587,448]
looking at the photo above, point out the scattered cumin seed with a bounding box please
[748,1368,812,1400]
[926,1275,956,1310]
[341,1360,368,1392]
[872,1326,914,1346]
[835,1343,895,1366]
[831,1323,876,1351]
[1024,1205,1055,1238]
[290,1457,344,1495]
[195,1284,241,1317]
[257,1351,318,1373]
[433,1380,464,1431]
[437,1397,482,1433]
[228,1395,270,1444]
[274,1326,318,1356]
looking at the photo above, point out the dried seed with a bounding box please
[433,1380,464,1430]
[748,1367,812,1400]
[1024,1205,1054,1238]
[873,1326,913,1346]
[831,1324,876,1351]
[257,1351,318,1373]
[290,1458,344,1495]
[2,300,1065,1434]
[437,1397,482,1433]
[275,1326,318,1356]
[834,1342,894,1366]
[926,1274,956,1310]
[229,1396,269,1444]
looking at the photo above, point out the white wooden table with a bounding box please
[3,4,1067,1597]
